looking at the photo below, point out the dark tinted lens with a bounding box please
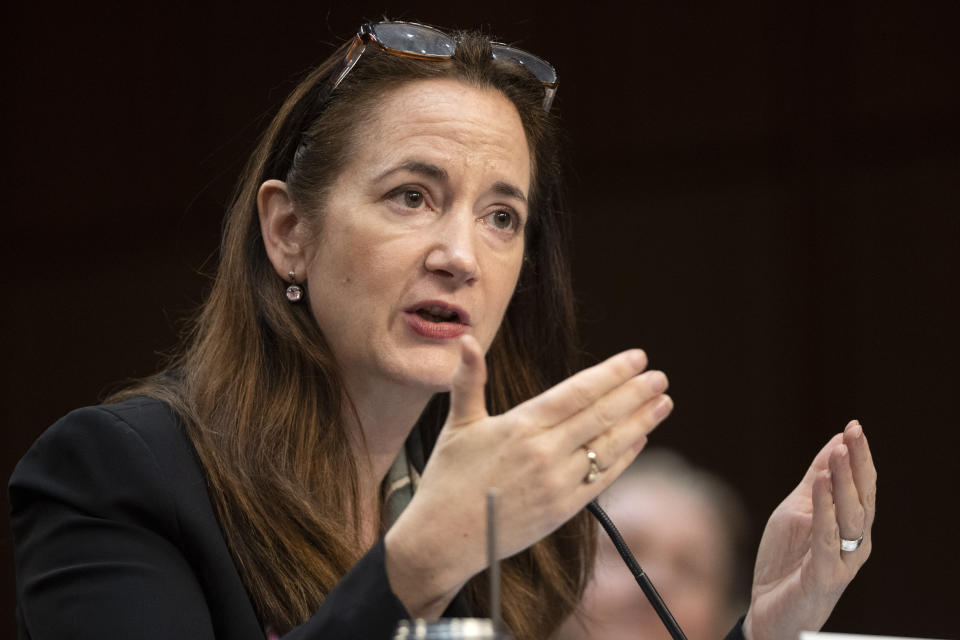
[373,22,456,57]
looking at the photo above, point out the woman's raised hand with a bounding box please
[385,335,672,618]
[743,421,877,640]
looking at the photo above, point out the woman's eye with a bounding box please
[488,210,517,231]
[403,190,425,208]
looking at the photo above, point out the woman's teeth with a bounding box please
[417,307,458,323]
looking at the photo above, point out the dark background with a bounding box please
[3,1,958,638]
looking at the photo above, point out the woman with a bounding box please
[9,22,876,640]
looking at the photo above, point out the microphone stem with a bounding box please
[487,490,502,635]
[586,500,688,640]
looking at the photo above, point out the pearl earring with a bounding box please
[285,270,303,303]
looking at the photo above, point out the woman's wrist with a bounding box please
[383,519,474,619]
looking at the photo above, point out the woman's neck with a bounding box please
[340,375,436,543]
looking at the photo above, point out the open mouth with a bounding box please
[415,306,461,324]
[404,301,470,339]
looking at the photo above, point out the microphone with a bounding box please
[587,500,688,640]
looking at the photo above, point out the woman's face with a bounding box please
[303,78,531,395]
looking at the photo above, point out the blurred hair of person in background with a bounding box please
[555,449,752,640]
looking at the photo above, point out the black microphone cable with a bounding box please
[586,500,688,640]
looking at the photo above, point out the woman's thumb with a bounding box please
[448,335,489,426]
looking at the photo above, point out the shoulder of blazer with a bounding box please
[10,396,265,640]
[12,397,205,544]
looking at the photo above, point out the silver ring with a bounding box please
[583,449,600,484]
[840,534,863,552]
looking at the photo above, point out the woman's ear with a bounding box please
[258,179,308,281]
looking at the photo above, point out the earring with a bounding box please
[285,270,303,303]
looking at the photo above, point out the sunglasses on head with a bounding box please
[332,21,559,112]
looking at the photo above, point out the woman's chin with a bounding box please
[382,350,461,394]
[403,366,458,394]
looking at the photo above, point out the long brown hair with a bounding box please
[112,28,594,639]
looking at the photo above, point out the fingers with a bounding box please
[800,433,844,487]
[823,421,876,543]
[809,467,865,597]
[561,368,669,450]
[519,349,649,426]
[577,392,673,464]
[829,444,865,541]
[448,335,489,426]
[817,421,875,571]
[811,468,840,560]
[843,421,877,529]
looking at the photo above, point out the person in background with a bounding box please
[556,449,752,640]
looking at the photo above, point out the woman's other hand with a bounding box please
[385,335,673,618]
[744,422,877,640]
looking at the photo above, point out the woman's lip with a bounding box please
[403,300,471,326]
[403,312,469,340]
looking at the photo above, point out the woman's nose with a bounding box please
[424,214,479,284]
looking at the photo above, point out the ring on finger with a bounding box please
[583,448,600,484]
[840,534,864,552]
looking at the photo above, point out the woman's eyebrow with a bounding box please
[492,181,527,204]
[374,160,448,183]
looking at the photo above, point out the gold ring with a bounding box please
[584,448,600,484]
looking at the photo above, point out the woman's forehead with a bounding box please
[346,78,532,189]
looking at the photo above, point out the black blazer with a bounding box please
[9,397,470,639]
